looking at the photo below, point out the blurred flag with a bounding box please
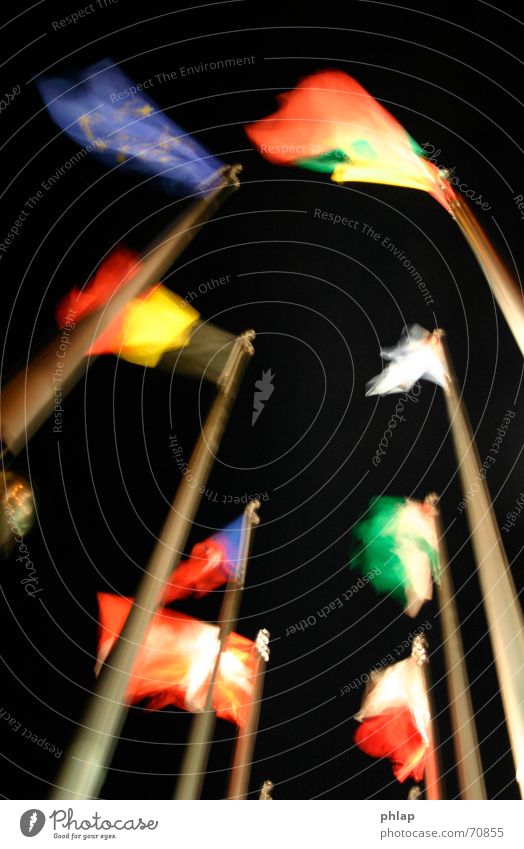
[56,246,235,374]
[164,514,245,603]
[87,284,198,366]
[245,70,454,211]
[365,325,448,396]
[56,246,140,326]
[350,496,439,617]
[246,70,524,359]
[97,593,257,726]
[354,655,430,782]
[37,58,223,194]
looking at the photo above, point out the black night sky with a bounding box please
[0,0,523,801]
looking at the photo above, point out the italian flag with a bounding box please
[354,655,430,783]
[245,70,455,212]
[350,496,440,617]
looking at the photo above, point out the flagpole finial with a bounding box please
[430,329,453,396]
[245,498,261,525]
[224,163,243,186]
[436,170,458,210]
[255,628,270,662]
[424,492,439,510]
[411,634,429,665]
[218,330,255,393]
[208,163,242,193]
[259,779,273,799]
[241,329,256,352]
[408,784,423,800]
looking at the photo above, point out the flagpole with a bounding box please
[174,499,260,800]
[226,628,270,800]
[0,165,241,463]
[425,493,487,800]
[435,328,524,798]
[50,329,254,801]
[441,180,524,357]
[411,635,443,800]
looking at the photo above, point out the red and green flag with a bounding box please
[245,69,455,212]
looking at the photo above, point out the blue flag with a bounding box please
[37,58,223,194]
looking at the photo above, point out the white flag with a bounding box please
[366,325,448,396]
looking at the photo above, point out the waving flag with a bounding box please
[164,514,245,603]
[56,246,235,374]
[57,246,198,367]
[245,69,524,357]
[354,655,430,782]
[37,58,223,195]
[56,246,140,326]
[365,325,448,396]
[97,594,257,726]
[245,70,454,211]
[350,497,439,617]
[86,284,198,366]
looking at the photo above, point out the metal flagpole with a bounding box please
[411,635,443,800]
[440,178,524,357]
[50,329,254,800]
[174,499,260,800]
[0,165,241,464]
[435,328,524,798]
[226,628,270,800]
[425,493,487,800]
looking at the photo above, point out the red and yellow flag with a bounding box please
[97,594,257,727]
[56,246,199,367]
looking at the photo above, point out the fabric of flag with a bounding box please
[365,325,448,396]
[57,245,199,367]
[56,246,234,376]
[96,594,257,726]
[37,58,223,195]
[164,513,245,603]
[56,246,140,327]
[354,656,430,782]
[245,70,454,212]
[350,496,439,617]
[159,319,236,384]
[87,283,199,366]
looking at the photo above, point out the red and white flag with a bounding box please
[354,655,430,782]
[96,593,257,726]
